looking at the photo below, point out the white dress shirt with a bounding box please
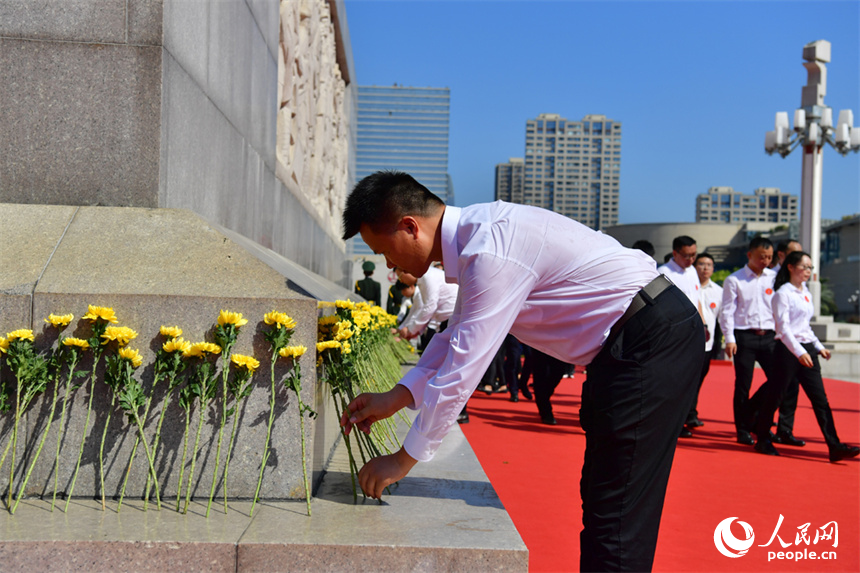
[719,265,777,343]
[399,266,458,336]
[657,259,700,307]
[398,201,658,461]
[699,279,723,352]
[773,282,825,358]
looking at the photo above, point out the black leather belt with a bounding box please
[608,274,674,342]
[742,328,773,336]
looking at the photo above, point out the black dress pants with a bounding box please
[580,285,703,572]
[731,329,778,433]
[531,349,568,419]
[753,342,841,445]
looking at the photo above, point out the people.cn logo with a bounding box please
[714,517,756,558]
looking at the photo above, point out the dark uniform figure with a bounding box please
[355,260,382,306]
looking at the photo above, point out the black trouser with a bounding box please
[480,344,506,390]
[532,349,569,419]
[580,285,703,572]
[503,335,525,396]
[731,329,778,433]
[753,342,841,446]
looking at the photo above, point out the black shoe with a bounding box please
[457,412,470,424]
[540,414,557,425]
[521,389,533,400]
[679,427,693,438]
[754,440,780,456]
[829,443,860,463]
[737,431,755,445]
[773,431,806,447]
[686,417,704,428]
[481,385,493,396]
[509,395,519,403]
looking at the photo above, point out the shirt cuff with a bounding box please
[402,425,444,462]
[398,368,432,410]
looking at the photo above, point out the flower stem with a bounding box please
[222,405,241,514]
[176,404,192,512]
[182,380,209,514]
[250,354,277,517]
[206,343,233,517]
[98,393,116,511]
[51,355,79,511]
[7,378,22,509]
[65,354,101,512]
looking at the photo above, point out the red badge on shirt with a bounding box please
[710,302,717,309]
[766,288,773,295]
[805,296,810,302]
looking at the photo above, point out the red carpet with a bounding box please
[460,362,860,572]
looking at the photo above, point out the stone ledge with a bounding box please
[0,422,528,572]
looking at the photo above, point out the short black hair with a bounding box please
[672,235,696,251]
[631,239,655,257]
[776,238,800,254]
[342,171,445,240]
[748,236,774,251]
[695,253,715,264]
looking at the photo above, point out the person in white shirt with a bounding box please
[339,171,704,572]
[658,235,706,438]
[719,237,779,445]
[397,266,458,349]
[685,253,723,430]
[751,251,859,462]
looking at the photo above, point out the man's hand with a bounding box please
[799,353,814,368]
[819,348,832,360]
[341,385,413,436]
[359,447,418,500]
[725,342,738,358]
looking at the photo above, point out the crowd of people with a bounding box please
[344,171,856,571]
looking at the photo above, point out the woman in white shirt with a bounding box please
[752,251,859,462]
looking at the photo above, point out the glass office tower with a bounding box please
[350,85,453,255]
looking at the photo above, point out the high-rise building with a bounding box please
[350,85,453,255]
[695,186,798,223]
[495,158,524,203]
[522,113,621,230]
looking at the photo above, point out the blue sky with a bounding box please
[343,0,859,224]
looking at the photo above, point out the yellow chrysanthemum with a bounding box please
[217,310,249,328]
[264,311,297,330]
[118,347,143,368]
[6,329,35,342]
[160,325,183,338]
[183,341,222,358]
[101,326,138,347]
[0,337,8,354]
[231,353,260,372]
[351,311,371,331]
[163,337,191,354]
[316,340,341,352]
[335,300,355,310]
[62,337,90,350]
[333,320,354,341]
[279,345,307,359]
[82,305,119,323]
[45,313,74,327]
[318,315,338,326]
[317,301,336,309]
[341,341,351,354]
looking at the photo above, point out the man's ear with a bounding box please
[398,216,420,238]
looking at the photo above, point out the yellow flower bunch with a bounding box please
[218,310,249,328]
[6,329,35,342]
[341,341,352,354]
[333,320,354,341]
[183,342,222,358]
[335,299,356,311]
[45,313,74,327]
[160,325,183,338]
[350,311,371,331]
[101,326,138,346]
[264,311,297,330]
[316,340,341,352]
[354,301,371,312]
[279,345,307,359]
[163,337,191,354]
[318,315,339,326]
[82,305,118,323]
[231,353,260,372]
[118,347,143,368]
[0,337,8,354]
[62,337,90,350]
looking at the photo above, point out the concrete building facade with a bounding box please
[523,113,621,230]
[696,186,798,224]
[495,157,525,203]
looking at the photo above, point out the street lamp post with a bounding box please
[764,40,860,318]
